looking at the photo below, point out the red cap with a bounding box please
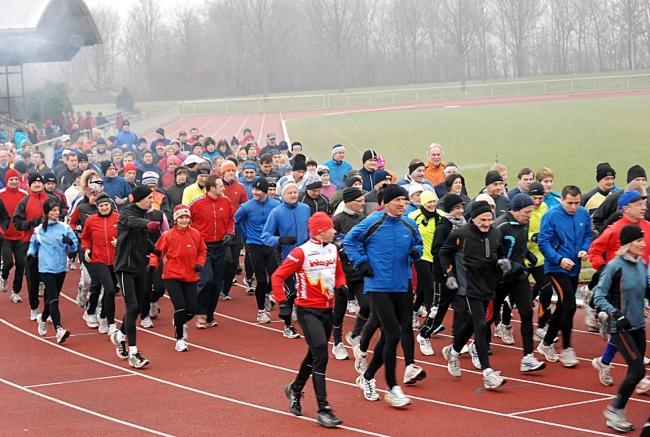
[5,168,19,184]
[308,212,334,236]
[123,164,137,174]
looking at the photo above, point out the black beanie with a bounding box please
[346,175,362,188]
[626,164,646,183]
[596,162,616,182]
[527,181,545,196]
[292,154,307,171]
[485,170,503,186]
[381,184,407,204]
[443,193,464,213]
[95,193,112,205]
[101,160,115,174]
[28,173,44,186]
[408,161,425,175]
[471,200,492,219]
[362,150,377,163]
[510,193,534,211]
[619,224,644,246]
[342,187,364,203]
[174,166,188,177]
[131,185,152,203]
[252,177,269,194]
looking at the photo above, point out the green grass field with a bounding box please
[286,95,650,194]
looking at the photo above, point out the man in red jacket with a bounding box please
[272,212,346,429]
[189,175,234,328]
[0,169,27,301]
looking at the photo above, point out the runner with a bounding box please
[0,169,28,300]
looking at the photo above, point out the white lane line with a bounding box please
[235,114,250,137]
[258,112,266,139]
[209,114,233,138]
[44,332,99,340]
[323,105,416,117]
[508,396,616,416]
[24,374,135,388]
[0,376,174,437]
[0,318,389,437]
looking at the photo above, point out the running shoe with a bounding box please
[332,342,349,360]
[468,342,482,370]
[195,315,208,329]
[205,319,218,328]
[140,316,154,329]
[604,405,634,432]
[317,407,342,428]
[29,308,39,321]
[220,292,232,301]
[494,322,503,338]
[116,341,128,360]
[245,277,255,294]
[560,347,579,367]
[592,357,613,386]
[347,299,360,314]
[536,342,559,362]
[533,326,547,342]
[412,311,420,329]
[175,339,189,352]
[483,368,506,390]
[584,305,599,332]
[108,324,119,337]
[149,302,160,319]
[36,314,47,336]
[284,384,303,416]
[98,318,109,334]
[416,334,434,356]
[353,345,367,374]
[345,332,360,347]
[55,327,70,344]
[128,352,150,369]
[635,376,650,395]
[257,310,271,324]
[403,364,426,385]
[500,324,515,345]
[10,292,23,303]
[385,385,411,408]
[83,313,99,329]
[356,374,379,401]
[417,306,428,317]
[0,277,7,292]
[442,345,461,377]
[283,325,300,339]
[520,354,545,372]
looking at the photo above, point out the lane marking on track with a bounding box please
[24,374,135,389]
[0,318,390,437]
[43,332,99,340]
[508,395,616,416]
[0,376,174,437]
[323,105,416,117]
[209,114,233,138]
[258,112,266,139]
[443,105,461,109]
[235,114,250,137]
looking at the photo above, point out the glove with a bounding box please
[146,221,161,233]
[335,285,349,296]
[525,251,538,267]
[446,276,458,290]
[194,264,203,273]
[278,302,292,318]
[530,233,539,243]
[278,236,297,246]
[613,311,631,332]
[497,258,512,274]
[409,248,421,260]
[67,251,77,260]
[147,265,156,273]
[223,233,234,245]
[357,262,374,278]
[62,235,75,246]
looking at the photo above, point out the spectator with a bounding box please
[359,150,378,192]
[57,152,79,191]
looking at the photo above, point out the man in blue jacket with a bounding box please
[537,185,592,367]
[115,119,138,149]
[235,178,280,324]
[262,181,311,339]
[324,144,352,189]
[343,184,423,409]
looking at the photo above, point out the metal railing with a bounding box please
[179,73,650,115]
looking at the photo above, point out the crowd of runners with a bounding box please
[0,125,648,432]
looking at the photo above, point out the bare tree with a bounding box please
[549,0,574,73]
[391,0,428,82]
[496,0,545,77]
[440,0,479,84]
[352,0,381,86]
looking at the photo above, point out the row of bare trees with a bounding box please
[63,0,650,102]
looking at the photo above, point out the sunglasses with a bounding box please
[90,180,104,185]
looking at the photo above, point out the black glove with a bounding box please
[147,265,156,273]
[409,248,421,260]
[335,285,349,296]
[357,262,374,278]
[278,302,292,318]
[223,233,234,245]
[194,264,203,273]
[613,311,631,332]
[67,251,77,260]
[279,236,297,246]
[530,233,539,243]
[62,235,75,246]
[525,251,538,267]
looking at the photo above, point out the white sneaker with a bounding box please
[584,306,599,332]
[412,311,420,328]
[149,302,160,319]
[468,342,482,370]
[140,317,154,329]
[536,342,559,362]
[416,334,434,356]
[560,347,579,367]
[353,344,367,374]
[604,405,634,432]
[29,308,39,321]
[483,368,506,390]
[36,314,47,336]
[356,374,379,401]
[442,345,461,377]
[98,318,109,334]
[403,363,426,385]
[0,277,7,292]
[11,292,23,303]
[592,357,613,386]
[417,306,428,317]
[347,299,360,314]
[520,353,545,372]
[635,376,650,394]
[175,339,189,352]
[332,342,349,360]
[108,324,119,337]
[83,313,99,329]
[109,329,125,346]
[257,310,271,324]
[55,327,70,344]
[283,325,300,339]
[500,324,515,345]
[385,385,411,408]
[494,322,503,338]
[345,332,360,347]
[533,327,547,342]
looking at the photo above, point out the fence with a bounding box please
[179,73,650,115]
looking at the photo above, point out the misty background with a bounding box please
[23,0,650,104]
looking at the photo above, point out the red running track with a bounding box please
[1,267,648,436]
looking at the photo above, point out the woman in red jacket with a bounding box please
[80,193,119,335]
[150,204,207,352]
